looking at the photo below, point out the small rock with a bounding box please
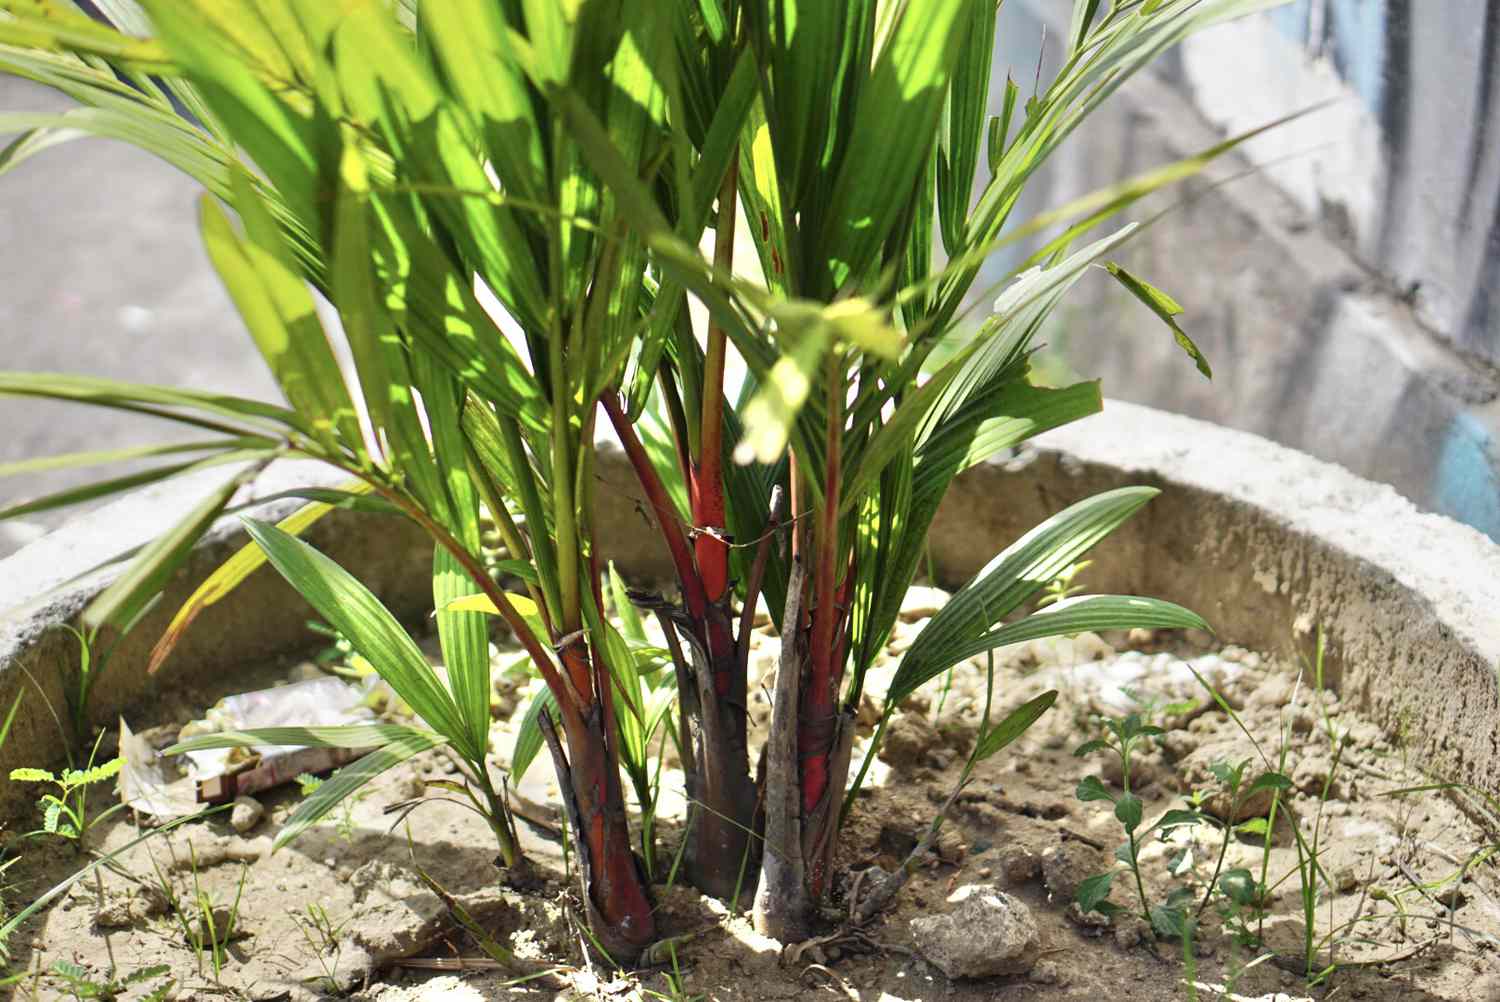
[1041,842,1102,903]
[998,846,1041,886]
[1436,885,1467,910]
[343,890,448,965]
[1335,866,1359,893]
[1162,730,1199,760]
[1184,628,1215,649]
[878,711,941,769]
[350,860,426,904]
[230,795,265,834]
[933,827,965,864]
[93,896,137,929]
[166,830,265,870]
[898,586,949,623]
[1114,915,1151,949]
[286,660,327,682]
[1029,960,1061,985]
[1248,673,1295,710]
[1025,632,1114,666]
[1065,902,1110,934]
[910,885,1040,979]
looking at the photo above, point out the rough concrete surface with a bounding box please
[998,1,1500,542]
[2,400,1497,825]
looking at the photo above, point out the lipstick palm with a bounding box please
[0,0,1289,957]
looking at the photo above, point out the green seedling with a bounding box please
[291,902,346,994]
[307,620,373,679]
[294,772,366,843]
[1073,711,1204,936]
[1182,630,1355,985]
[642,941,704,1002]
[58,609,155,739]
[1037,560,1093,609]
[1193,759,1291,927]
[150,847,248,984]
[9,737,124,851]
[45,961,172,1002]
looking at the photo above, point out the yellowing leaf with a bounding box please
[822,297,904,360]
[443,592,539,618]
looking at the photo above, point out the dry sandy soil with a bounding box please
[3,589,1497,1002]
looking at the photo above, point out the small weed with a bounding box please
[1181,629,1358,984]
[291,902,346,994]
[294,772,365,842]
[1190,759,1291,928]
[1120,684,1199,729]
[1037,559,1093,609]
[307,620,377,680]
[45,960,173,1002]
[58,617,152,740]
[0,691,22,955]
[642,941,704,1002]
[1073,710,1204,934]
[1,809,218,976]
[9,735,124,851]
[149,846,248,984]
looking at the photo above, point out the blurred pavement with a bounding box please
[0,77,274,555]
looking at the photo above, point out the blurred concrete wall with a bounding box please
[1001,0,1500,540]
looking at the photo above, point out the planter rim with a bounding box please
[1043,401,1500,669]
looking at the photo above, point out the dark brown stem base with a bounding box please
[537,708,657,963]
[670,605,760,904]
[752,562,857,942]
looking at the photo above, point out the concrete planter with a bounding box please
[2,401,1497,823]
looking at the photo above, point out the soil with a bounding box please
[3,588,1498,1002]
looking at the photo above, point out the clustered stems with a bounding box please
[1,0,1243,971]
[605,385,762,903]
[374,437,658,960]
[602,170,777,904]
